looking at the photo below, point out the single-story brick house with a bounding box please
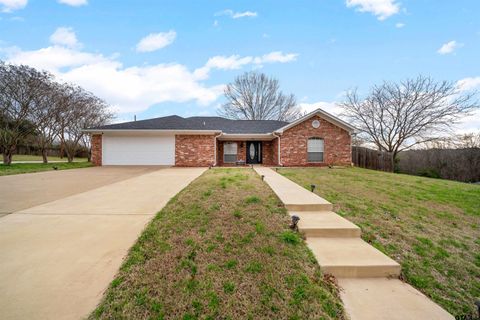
[85,108,356,167]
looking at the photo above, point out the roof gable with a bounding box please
[275,108,356,134]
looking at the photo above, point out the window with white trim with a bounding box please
[307,138,324,162]
[223,142,238,163]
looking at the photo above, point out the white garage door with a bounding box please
[102,135,175,165]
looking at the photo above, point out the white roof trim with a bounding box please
[275,108,356,134]
[217,133,275,141]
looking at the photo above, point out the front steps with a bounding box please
[290,211,400,278]
[291,211,361,237]
[339,278,454,320]
[255,167,454,319]
[306,237,401,278]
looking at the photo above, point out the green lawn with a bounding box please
[12,154,88,162]
[91,169,345,320]
[278,167,480,317]
[0,162,92,176]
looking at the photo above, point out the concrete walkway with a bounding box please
[0,167,205,320]
[255,167,454,320]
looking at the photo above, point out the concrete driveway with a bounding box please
[0,167,205,320]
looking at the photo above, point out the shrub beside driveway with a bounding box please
[91,168,345,319]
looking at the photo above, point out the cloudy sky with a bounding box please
[0,0,479,132]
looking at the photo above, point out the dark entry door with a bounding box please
[246,141,262,164]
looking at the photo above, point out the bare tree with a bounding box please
[31,80,62,163]
[56,85,112,162]
[219,71,301,121]
[454,131,480,148]
[0,62,52,164]
[340,76,478,161]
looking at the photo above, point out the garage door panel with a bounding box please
[102,136,175,165]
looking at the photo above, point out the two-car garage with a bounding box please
[102,135,175,165]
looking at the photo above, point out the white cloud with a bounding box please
[298,101,342,116]
[4,45,222,113]
[456,77,480,91]
[213,20,219,27]
[254,51,298,64]
[346,0,400,20]
[57,0,87,6]
[49,27,80,48]
[437,40,462,55]
[232,11,257,19]
[136,31,176,53]
[3,34,296,115]
[452,77,480,133]
[0,0,27,12]
[193,51,298,80]
[215,9,258,19]
[395,22,405,28]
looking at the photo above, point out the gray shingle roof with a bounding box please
[90,116,289,134]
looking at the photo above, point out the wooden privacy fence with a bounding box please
[352,146,393,172]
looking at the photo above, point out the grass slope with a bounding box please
[279,167,480,317]
[91,169,344,320]
[12,155,87,162]
[0,162,92,176]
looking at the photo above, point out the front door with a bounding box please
[246,141,262,164]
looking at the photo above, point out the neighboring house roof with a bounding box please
[85,108,356,134]
[87,115,289,134]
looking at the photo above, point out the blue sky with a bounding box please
[1,0,479,131]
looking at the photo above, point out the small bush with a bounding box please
[280,231,301,245]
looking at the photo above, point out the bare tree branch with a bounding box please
[218,71,301,121]
[339,75,479,160]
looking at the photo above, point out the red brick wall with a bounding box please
[175,135,215,167]
[91,134,102,166]
[217,141,246,166]
[262,140,277,166]
[280,115,351,166]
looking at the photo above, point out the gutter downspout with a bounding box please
[213,132,222,166]
[273,132,282,166]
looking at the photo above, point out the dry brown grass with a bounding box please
[91,168,345,320]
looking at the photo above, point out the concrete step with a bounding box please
[338,278,454,320]
[285,203,333,212]
[307,237,401,278]
[290,211,361,237]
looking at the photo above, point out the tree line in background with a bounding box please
[353,133,480,182]
[0,61,113,165]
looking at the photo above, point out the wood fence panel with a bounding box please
[352,146,393,172]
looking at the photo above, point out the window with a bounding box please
[307,138,324,162]
[224,142,238,163]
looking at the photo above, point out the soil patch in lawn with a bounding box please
[91,168,344,320]
[279,167,480,317]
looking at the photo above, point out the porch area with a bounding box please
[216,135,279,166]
